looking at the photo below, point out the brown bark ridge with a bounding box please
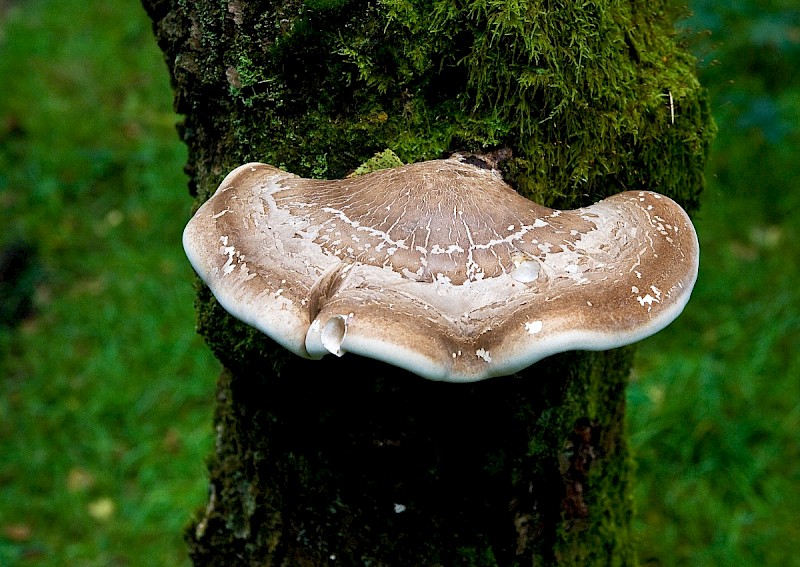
[141,0,714,564]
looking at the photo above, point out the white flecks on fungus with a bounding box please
[183,156,699,382]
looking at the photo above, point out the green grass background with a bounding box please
[0,0,797,565]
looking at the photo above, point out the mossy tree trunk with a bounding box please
[142,0,713,564]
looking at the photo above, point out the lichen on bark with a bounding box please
[141,0,714,563]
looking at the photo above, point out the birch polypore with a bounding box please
[183,157,699,382]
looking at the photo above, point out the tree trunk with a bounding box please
[142,0,714,564]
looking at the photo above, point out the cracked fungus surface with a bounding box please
[183,157,699,382]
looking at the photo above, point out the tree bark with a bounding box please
[142,0,714,564]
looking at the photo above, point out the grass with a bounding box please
[628,2,800,564]
[0,0,798,565]
[0,1,219,565]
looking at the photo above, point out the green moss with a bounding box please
[173,0,712,211]
[347,148,405,176]
[552,349,638,565]
[303,0,354,11]
[456,545,500,567]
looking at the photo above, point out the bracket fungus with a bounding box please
[183,156,699,382]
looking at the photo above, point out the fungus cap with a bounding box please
[183,157,699,382]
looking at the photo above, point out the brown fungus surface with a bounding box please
[183,157,699,382]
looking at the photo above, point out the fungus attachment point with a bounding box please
[183,157,699,382]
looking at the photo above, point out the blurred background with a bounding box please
[1,0,797,565]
